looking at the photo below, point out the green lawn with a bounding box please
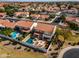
[0,28,14,41]
[0,28,14,36]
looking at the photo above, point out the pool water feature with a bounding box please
[26,38,33,44]
[11,32,20,39]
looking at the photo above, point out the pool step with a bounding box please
[22,34,31,42]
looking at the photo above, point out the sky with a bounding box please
[0,0,79,2]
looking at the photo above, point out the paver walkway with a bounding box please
[22,34,31,42]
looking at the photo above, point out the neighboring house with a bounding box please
[64,8,78,16]
[30,14,49,19]
[0,19,15,28]
[66,16,79,22]
[0,12,6,18]
[0,19,57,41]
[66,16,79,26]
[53,7,60,13]
[0,3,7,7]
[16,20,33,32]
[15,12,30,18]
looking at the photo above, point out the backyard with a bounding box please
[0,28,14,41]
[0,28,14,36]
[0,28,47,58]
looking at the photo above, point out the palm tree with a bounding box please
[59,14,66,23]
[67,21,79,31]
[14,26,22,33]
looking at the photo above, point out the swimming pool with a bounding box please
[26,38,33,44]
[11,32,20,39]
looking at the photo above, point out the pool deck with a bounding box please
[22,34,31,42]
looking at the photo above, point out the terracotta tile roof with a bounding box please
[31,14,49,19]
[0,19,15,28]
[0,3,5,7]
[47,7,54,12]
[54,7,60,10]
[0,19,8,23]
[66,17,79,23]
[35,23,54,33]
[0,19,55,33]
[15,12,29,16]
[60,5,66,8]
[66,17,76,21]
[0,3,9,7]
[40,14,49,19]
[22,30,30,32]
[16,21,33,28]
[76,18,79,22]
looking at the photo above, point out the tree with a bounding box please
[49,14,55,19]
[4,5,19,17]
[59,14,66,22]
[17,15,23,18]
[67,22,79,31]
[0,8,5,12]
[6,9,15,17]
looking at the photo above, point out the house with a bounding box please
[0,19,57,41]
[0,19,15,28]
[0,19,57,52]
[0,12,6,18]
[33,23,56,41]
[30,14,49,19]
[53,7,60,13]
[0,3,7,7]
[66,16,79,22]
[60,4,68,11]
[66,17,76,22]
[15,12,30,17]
[65,8,78,16]
[16,20,33,32]
[66,16,79,26]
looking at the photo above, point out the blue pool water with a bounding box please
[11,32,19,39]
[26,38,33,44]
